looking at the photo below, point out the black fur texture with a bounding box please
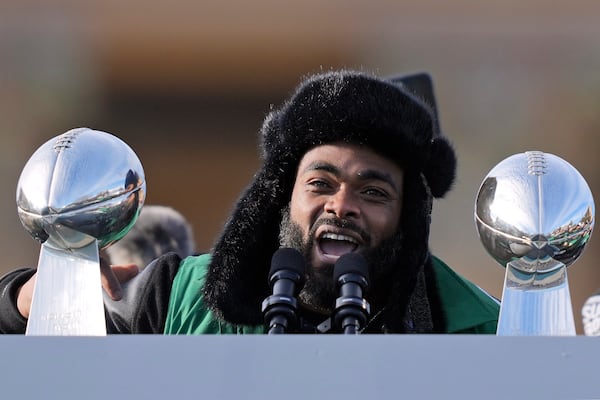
[204,70,456,329]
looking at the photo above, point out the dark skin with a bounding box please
[285,142,404,314]
[17,142,404,320]
[16,253,138,318]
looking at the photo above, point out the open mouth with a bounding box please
[318,232,359,257]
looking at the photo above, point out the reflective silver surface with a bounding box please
[475,151,595,335]
[26,242,106,335]
[17,128,145,335]
[16,127,146,250]
[475,151,594,272]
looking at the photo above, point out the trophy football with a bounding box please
[475,151,594,335]
[16,128,146,335]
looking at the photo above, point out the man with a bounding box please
[102,205,196,269]
[0,70,499,334]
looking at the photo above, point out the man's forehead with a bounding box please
[297,143,403,188]
[299,143,401,171]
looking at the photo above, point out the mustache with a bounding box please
[308,217,371,246]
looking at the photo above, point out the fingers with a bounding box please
[100,257,123,301]
[111,264,140,284]
[16,274,36,319]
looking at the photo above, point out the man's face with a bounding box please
[280,143,404,312]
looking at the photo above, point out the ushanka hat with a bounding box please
[204,70,457,326]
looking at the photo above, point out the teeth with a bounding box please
[321,232,358,244]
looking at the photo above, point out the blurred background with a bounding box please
[1,1,599,333]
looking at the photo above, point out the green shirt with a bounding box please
[164,254,499,334]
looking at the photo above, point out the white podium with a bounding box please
[1,335,598,399]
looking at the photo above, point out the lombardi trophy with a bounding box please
[475,151,594,335]
[16,128,146,335]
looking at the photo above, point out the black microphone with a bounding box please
[261,248,305,334]
[582,289,600,336]
[332,253,370,334]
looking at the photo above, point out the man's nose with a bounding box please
[324,187,360,219]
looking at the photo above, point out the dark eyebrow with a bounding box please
[303,161,340,175]
[357,170,399,193]
[302,161,399,193]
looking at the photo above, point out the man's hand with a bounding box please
[16,259,140,319]
[100,257,139,301]
[16,275,35,319]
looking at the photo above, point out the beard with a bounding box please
[278,206,403,314]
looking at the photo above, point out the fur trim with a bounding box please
[204,70,456,328]
[424,137,457,198]
[262,70,433,173]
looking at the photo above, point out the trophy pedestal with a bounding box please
[16,128,146,336]
[26,241,106,336]
[497,261,575,336]
[475,151,594,336]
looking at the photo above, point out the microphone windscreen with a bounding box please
[333,253,369,283]
[269,248,305,278]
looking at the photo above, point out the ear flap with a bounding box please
[205,70,457,326]
[424,137,457,198]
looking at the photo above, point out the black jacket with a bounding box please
[0,253,182,334]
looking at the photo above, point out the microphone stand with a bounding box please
[261,248,305,334]
[262,270,301,334]
[333,273,370,334]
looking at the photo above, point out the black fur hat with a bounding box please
[204,70,457,326]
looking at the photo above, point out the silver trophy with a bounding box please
[475,151,594,335]
[16,128,146,335]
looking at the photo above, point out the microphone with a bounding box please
[261,248,305,334]
[582,290,600,336]
[332,253,371,334]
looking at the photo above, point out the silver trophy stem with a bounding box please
[26,241,106,336]
[497,261,575,336]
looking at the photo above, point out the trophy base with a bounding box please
[497,262,575,336]
[26,241,107,336]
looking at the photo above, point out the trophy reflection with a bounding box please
[475,151,594,336]
[16,128,146,335]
